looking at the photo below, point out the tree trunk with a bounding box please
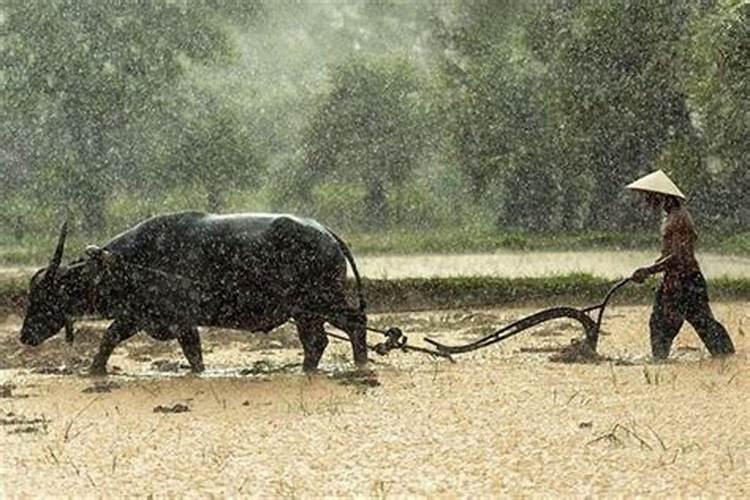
[364,179,388,229]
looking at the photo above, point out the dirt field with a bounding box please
[1,301,748,497]
[358,251,750,279]
[3,251,750,282]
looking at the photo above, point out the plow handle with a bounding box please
[425,276,633,356]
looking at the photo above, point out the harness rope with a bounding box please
[73,250,454,362]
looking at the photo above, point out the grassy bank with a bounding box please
[358,274,750,312]
[3,274,749,316]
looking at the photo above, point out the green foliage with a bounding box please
[105,186,207,233]
[433,0,529,203]
[303,54,429,227]
[310,183,368,231]
[0,0,747,240]
[309,178,470,233]
[524,1,700,230]
[0,0,259,230]
[345,228,660,255]
[167,97,264,211]
[713,232,750,255]
[684,0,750,230]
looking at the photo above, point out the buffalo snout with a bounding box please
[19,318,62,347]
[19,330,44,346]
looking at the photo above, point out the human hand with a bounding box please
[631,267,649,283]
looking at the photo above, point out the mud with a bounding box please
[359,251,750,279]
[4,251,750,284]
[0,303,748,496]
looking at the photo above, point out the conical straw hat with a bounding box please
[625,170,685,199]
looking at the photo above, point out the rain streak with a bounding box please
[1,1,748,497]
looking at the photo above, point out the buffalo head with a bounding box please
[20,222,74,346]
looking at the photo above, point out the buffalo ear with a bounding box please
[83,246,118,286]
[83,246,108,283]
[85,245,104,260]
[85,245,116,263]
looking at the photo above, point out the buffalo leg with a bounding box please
[90,320,138,375]
[177,326,205,372]
[329,308,368,369]
[295,316,329,372]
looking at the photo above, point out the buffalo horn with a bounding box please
[47,221,68,279]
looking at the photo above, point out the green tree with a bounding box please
[1,0,259,231]
[433,0,570,230]
[684,0,749,230]
[167,96,264,212]
[195,0,440,215]
[302,55,427,228]
[526,1,703,230]
[431,0,525,204]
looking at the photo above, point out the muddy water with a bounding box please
[359,251,750,279]
[3,251,749,283]
[1,303,748,497]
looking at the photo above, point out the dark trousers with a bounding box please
[649,272,735,359]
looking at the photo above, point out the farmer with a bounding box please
[626,169,735,359]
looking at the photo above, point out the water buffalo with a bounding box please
[19,211,368,374]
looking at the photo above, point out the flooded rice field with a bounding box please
[1,302,748,497]
[2,250,750,282]
[358,251,750,279]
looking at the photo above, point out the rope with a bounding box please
[323,328,455,363]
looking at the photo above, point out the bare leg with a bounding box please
[177,326,205,372]
[687,303,735,356]
[648,284,684,360]
[649,306,682,360]
[683,273,734,357]
[295,316,329,372]
[90,320,138,375]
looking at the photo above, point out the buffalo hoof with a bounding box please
[354,364,375,378]
[303,366,322,375]
[88,364,108,376]
[189,364,205,373]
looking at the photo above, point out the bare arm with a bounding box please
[632,209,694,283]
[632,254,674,283]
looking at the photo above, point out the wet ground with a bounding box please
[0,302,748,496]
[358,251,750,279]
[3,251,750,282]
